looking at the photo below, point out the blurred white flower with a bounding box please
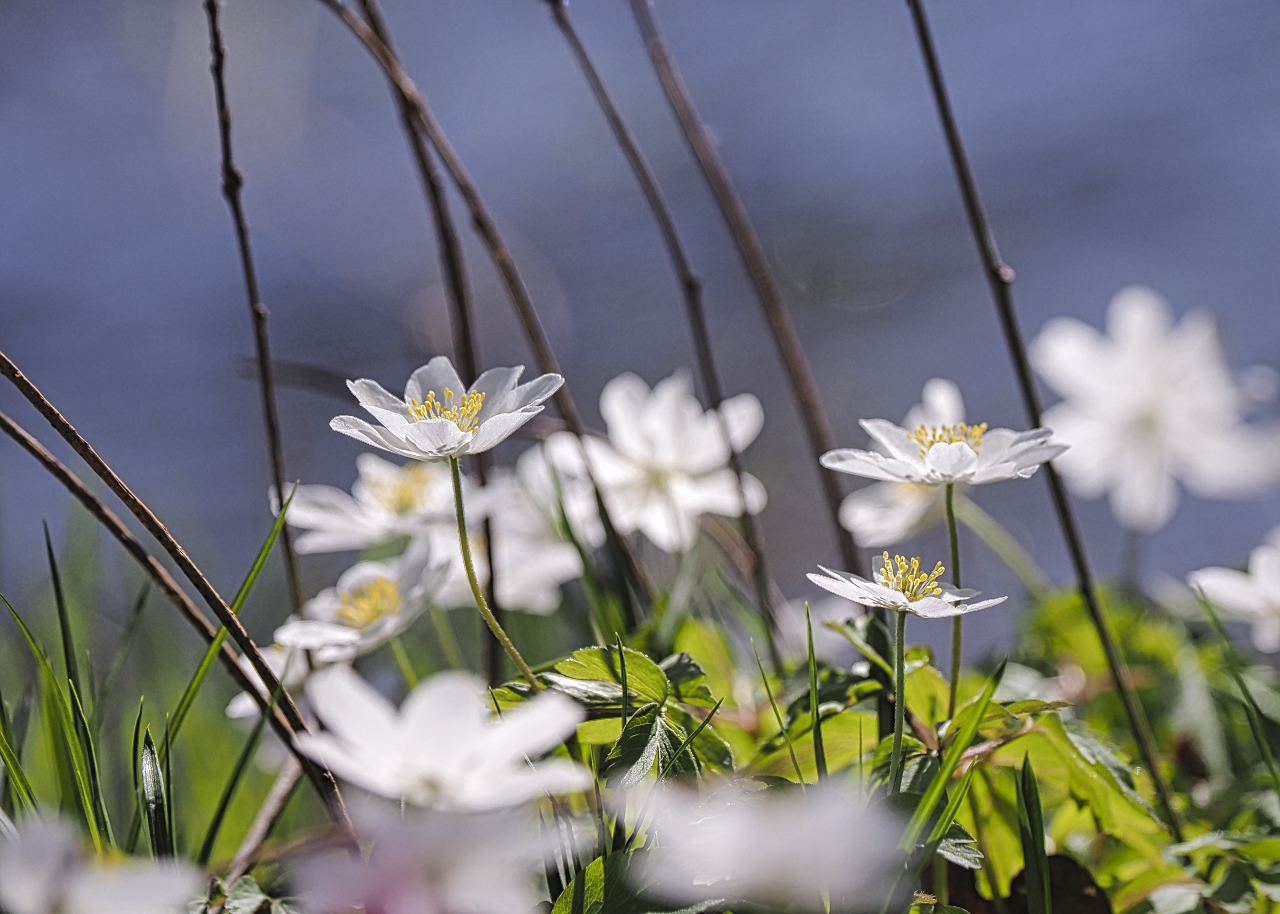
[641,785,904,912]
[1188,526,1280,652]
[839,379,967,546]
[275,454,456,554]
[225,643,310,721]
[580,370,766,553]
[808,553,1006,620]
[822,401,1063,489]
[296,806,548,914]
[275,536,452,661]
[0,817,199,914]
[296,666,591,809]
[1031,286,1280,532]
[331,356,563,460]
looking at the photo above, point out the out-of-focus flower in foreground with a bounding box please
[331,356,563,460]
[1031,285,1280,532]
[296,666,591,809]
[809,553,1006,620]
[1188,526,1280,652]
[822,400,1063,489]
[0,818,199,914]
[639,785,904,913]
[275,454,455,554]
[296,806,547,914]
[579,370,766,553]
[274,536,451,662]
[839,378,968,546]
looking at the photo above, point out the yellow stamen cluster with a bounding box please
[877,552,945,602]
[407,388,485,432]
[364,463,442,515]
[907,422,987,455]
[337,578,401,629]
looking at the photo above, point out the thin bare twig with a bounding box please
[225,755,303,886]
[625,0,862,578]
[902,0,1182,841]
[0,409,343,821]
[352,0,505,684]
[203,0,304,616]
[0,351,354,836]
[544,0,782,667]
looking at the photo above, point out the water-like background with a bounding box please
[3,0,1279,662]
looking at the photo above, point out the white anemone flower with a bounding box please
[225,643,310,720]
[839,378,968,546]
[331,356,564,460]
[295,806,550,914]
[580,370,766,553]
[1030,285,1280,532]
[808,552,1006,620]
[640,785,904,913]
[822,402,1064,488]
[0,817,200,914]
[296,666,591,810]
[275,454,456,554]
[274,536,452,662]
[1188,527,1280,653]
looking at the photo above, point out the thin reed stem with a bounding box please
[0,351,354,837]
[202,0,304,616]
[351,0,505,685]
[954,496,1051,601]
[391,636,419,687]
[625,0,862,578]
[890,609,906,795]
[429,605,465,670]
[225,755,302,888]
[545,0,781,668]
[309,0,655,613]
[902,0,1182,841]
[0,408,344,826]
[945,483,961,719]
[449,457,541,690]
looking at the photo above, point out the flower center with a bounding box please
[877,552,945,602]
[407,388,485,433]
[364,462,445,515]
[907,422,987,455]
[337,577,401,629]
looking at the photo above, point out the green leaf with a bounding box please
[556,647,669,706]
[806,604,828,783]
[551,852,726,914]
[936,821,983,870]
[1015,756,1051,914]
[665,705,734,773]
[605,704,664,788]
[825,616,894,678]
[659,654,716,708]
[140,730,173,858]
[223,876,302,914]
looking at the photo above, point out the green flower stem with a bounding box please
[428,605,465,670]
[889,608,907,796]
[953,496,1052,601]
[450,457,542,691]
[945,482,962,721]
[390,636,418,688]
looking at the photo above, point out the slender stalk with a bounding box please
[449,457,541,690]
[890,609,907,795]
[902,0,1182,842]
[225,756,302,889]
[390,636,419,688]
[0,408,345,826]
[954,496,1051,601]
[351,0,505,685]
[945,483,962,719]
[0,353,354,836]
[544,0,781,665]
[429,605,465,670]
[202,0,303,616]
[625,0,861,578]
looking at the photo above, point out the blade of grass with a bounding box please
[198,677,281,866]
[1194,590,1280,797]
[752,640,805,788]
[901,659,1006,851]
[1016,756,1051,914]
[69,681,114,845]
[128,700,145,854]
[140,730,173,858]
[3,594,102,850]
[926,761,978,846]
[44,523,83,703]
[0,714,35,814]
[807,604,828,783]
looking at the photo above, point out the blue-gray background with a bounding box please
[3,0,1279,660]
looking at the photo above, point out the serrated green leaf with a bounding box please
[605,704,664,788]
[557,647,668,705]
[659,654,716,707]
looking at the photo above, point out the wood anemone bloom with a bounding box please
[330,356,564,460]
[808,553,1007,620]
[1189,526,1280,652]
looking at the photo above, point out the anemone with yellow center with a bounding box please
[808,554,1006,620]
[361,459,451,517]
[332,355,565,460]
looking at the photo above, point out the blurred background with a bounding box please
[3,0,1280,665]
